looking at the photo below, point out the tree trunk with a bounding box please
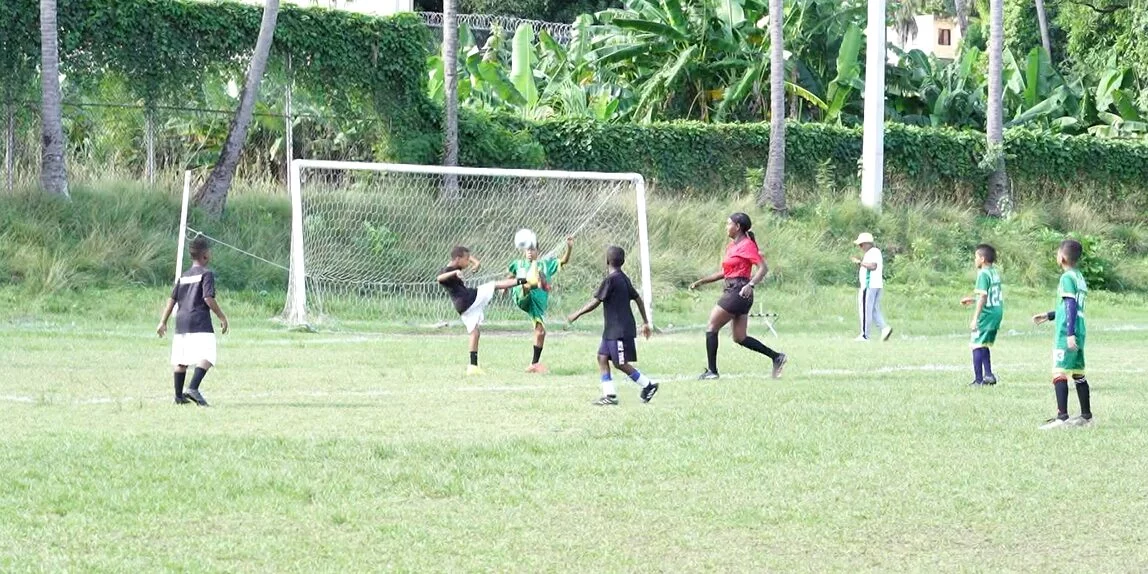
[954,0,969,38]
[1034,0,1052,58]
[985,0,1009,216]
[760,0,786,213]
[39,0,68,198]
[194,0,280,216]
[442,0,460,198]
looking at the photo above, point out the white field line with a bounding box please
[4,365,1146,406]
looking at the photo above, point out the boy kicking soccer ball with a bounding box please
[437,246,527,376]
[567,246,658,405]
[1033,239,1092,429]
[508,234,573,373]
[157,235,229,407]
[960,244,1003,386]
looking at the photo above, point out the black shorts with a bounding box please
[717,278,754,316]
[598,338,638,365]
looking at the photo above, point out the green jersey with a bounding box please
[508,258,560,292]
[974,266,1004,322]
[1055,269,1087,337]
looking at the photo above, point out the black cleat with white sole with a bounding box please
[640,383,659,403]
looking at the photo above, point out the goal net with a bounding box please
[283,161,653,330]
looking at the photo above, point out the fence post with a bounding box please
[145,107,156,185]
[4,102,13,193]
[284,53,294,194]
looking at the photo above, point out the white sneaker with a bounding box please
[1067,415,1094,427]
[1040,417,1069,430]
[881,326,894,341]
[854,335,870,342]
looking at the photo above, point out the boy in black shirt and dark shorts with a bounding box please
[437,246,527,376]
[157,236,229,407]
[568,246,658,405]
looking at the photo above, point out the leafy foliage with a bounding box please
[515,117,1148,213]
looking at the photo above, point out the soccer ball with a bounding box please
[514,228,538,250]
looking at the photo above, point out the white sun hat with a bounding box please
[854,232,875,245]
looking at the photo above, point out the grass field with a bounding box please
[3,286,1148,572]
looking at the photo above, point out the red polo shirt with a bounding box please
[722,238,761,279]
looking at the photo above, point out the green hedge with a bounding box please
[511,118,1148,211]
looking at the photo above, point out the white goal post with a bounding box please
[283,160,654,330]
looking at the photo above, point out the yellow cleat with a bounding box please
[466,365,485,377]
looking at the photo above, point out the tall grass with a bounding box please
[2,185,1148,299]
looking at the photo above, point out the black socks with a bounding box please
[705,331,719,373]
[532,345,543,365]
[1054,377,1069,418]
[1074,375,1091,418]
[738,336,780,360]
[189,367,208,391]
[174,371,187,399]
[470,351,479,367]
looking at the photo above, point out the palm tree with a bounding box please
[953,0,969,37]
[1034,0,1052,57]
[894,0,921,47]
[761,0,786,213]
[984,0,1008,216]
[442,0,459,168]
[441,0,460,198]
[194,0,280,216]
[39,0,68,198]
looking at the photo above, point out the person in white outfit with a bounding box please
[852,232,893,341]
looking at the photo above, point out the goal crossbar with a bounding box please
[285,160,654,330]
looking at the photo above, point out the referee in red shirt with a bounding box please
[689,213,787,380]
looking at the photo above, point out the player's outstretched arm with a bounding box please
[156,299,176,337]
[689,271,724,290]
[205,297,229,335]
[559,236,574,266]
[1032,310,1054,324]
[436,269,463,283]
[567,298,600,324]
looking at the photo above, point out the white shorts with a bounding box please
[460,282,497,333]
[171,333,218,367]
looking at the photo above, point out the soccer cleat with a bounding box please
[466,365,485,377]
[771,354,788,379]
[881,326,894,341]
[525,363,549,374]
[983,374,998,385]
[184,389,210,407]
[698,369,720,381]
[1067,415,1094,427]
[640,382,660,403]
[592,395,619,406]
[854,335,869,342]
[1039,416,1069,430]
[174,395,192,405]
[969,380,986,387]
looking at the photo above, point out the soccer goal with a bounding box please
[282,160,653,330]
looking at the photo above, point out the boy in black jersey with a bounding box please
[437,246,526,376]
[157,236,229,407]
[567,246,658,405]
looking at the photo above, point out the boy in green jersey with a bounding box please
[507,236,574,373]
[961,244,1003,386]
[1032,239,1092,429]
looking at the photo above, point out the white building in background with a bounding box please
[216,0,412,16]
[887,15,962,63]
